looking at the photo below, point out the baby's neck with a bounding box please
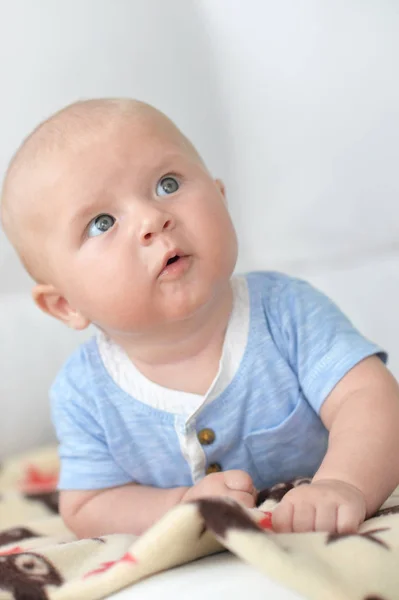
[109,281,233,395]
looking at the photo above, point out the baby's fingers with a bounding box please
[273,500,317,532]
[314,504,338,532]
[272,501,294,533]
[230,490,256,509]
[291,502,316,532]
[336,504,365,534]
[224,470,256,495]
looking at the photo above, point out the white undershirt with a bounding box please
[97,275,250,483]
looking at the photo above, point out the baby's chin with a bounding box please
[98,291,218,339]
[90,265,233,338]
[158,276,227,317]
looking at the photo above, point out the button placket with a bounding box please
[197,428,216,446]
[206,463,222,474]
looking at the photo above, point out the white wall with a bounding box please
[200,0,399,378]
[1,0,398,458]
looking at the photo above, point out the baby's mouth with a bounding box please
[166,255,180,266]
[158,250,190,278]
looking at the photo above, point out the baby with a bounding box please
[2,98,399,538]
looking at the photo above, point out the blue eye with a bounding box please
[156,176,179,196]
[87,214,115,237]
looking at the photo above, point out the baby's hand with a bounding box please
[272,479,367,533]
[182,470,257,509]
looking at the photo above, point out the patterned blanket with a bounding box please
[0,446,398,600]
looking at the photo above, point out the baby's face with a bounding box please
[39,118,237,335]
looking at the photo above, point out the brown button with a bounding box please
[198,428,216,445]
[206,463,222,474]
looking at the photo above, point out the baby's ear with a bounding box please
[214,178,226,199]
[32,284,90,330]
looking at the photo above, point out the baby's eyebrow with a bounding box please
[148,152,186,173]
[67,201,99,229]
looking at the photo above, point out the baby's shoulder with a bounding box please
[50,335,103,399]
[245,269,302,291]
[244,270,311,307]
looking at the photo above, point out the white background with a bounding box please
[1,0,398,459]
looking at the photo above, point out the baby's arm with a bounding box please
[60,470,256,538]
[273,355,399,533]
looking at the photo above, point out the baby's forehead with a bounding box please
[60,113,193,168]
[57,132,201,202]
[34,123,189,211]
[4,101,202,221]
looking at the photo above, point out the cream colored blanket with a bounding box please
[0,446,398,600]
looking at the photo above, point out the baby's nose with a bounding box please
[138,208,175,245]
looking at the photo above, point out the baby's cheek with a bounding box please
[79,271,151,331]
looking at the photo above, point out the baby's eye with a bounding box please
[156,176,179,196]
[87,214,115,238]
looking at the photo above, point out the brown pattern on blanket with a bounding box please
[326,527,391,550]
[374,504,399,517]
[1,449,399,600]
[0,527,42,545]
[23,491,59,515]
[0,552,63,600]
[198,498,264,538]
[256,477,312,505]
